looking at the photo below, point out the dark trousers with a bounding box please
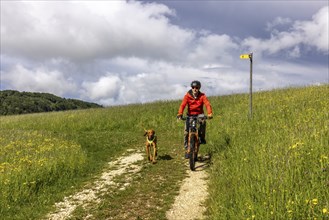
[184,118,206,148]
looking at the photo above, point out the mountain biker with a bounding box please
[177,80,213,158]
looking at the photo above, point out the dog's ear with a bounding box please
[143,130,147,136]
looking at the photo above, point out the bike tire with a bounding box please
[189,134,196,171]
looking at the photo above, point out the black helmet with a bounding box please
[191,80,201,88]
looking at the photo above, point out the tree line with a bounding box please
[0,90,103,115]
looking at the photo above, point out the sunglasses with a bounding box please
[192,86,200,89]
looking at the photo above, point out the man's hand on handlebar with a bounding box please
[177,114,212,120]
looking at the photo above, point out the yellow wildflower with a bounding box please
[312,199,318,205]
[323,208,328,214]
[289,141,303,150]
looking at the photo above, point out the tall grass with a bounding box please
[0,130,86,211]
[206,85,329,219]
[0,85,328,219]
[0,101,180,219]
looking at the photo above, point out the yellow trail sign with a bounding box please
[240,54,250,59]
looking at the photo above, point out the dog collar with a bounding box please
[146,136,156,144]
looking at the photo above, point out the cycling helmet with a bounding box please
[191,80,201,88]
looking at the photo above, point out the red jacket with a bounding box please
[178,90,213,116]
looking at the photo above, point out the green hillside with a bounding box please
[0,90,102,115]
[0,85,328,219]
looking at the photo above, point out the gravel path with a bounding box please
[45,151,209,220]
[46,150,144,220]
[166,160,209,220]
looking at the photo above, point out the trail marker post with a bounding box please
[240,52,253,119]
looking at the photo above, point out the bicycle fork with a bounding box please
[187,131,200,155]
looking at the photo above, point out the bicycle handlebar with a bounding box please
[178,114,210,121]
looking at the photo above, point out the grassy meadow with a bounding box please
[0,100,185,219]
[205,85,329,219]
[0,85,328,219]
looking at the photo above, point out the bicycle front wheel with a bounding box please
[189,134,197,171]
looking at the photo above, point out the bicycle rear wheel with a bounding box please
[189,134,196,171]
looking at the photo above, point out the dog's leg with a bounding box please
[155,145,158,157]
[146,144,151,161]
[152,143,157,164]
[149,145,153,162]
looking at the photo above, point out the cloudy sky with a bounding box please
[1,0,328,106]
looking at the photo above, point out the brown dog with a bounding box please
[143,129,157,164]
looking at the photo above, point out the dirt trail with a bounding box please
[166,160,209,220]
[46,150,144,220]
[45,151,209,220]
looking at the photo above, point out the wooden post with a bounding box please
[240,52,254,119]
[249,52,253,119]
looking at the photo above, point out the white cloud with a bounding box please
[79,71,171,105]
[2,65,77,96]
[1,2,328,106]
[242,6,328,56]
[81,75,121,100]
[187,34,239,67]
[1,1,194,61]
[295,6,329,53]
[266,17,293,32]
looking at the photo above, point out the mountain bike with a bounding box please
[181,114,208,171]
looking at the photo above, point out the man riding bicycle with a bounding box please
[177,80,213,158]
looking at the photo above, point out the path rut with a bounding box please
[166,160,209,220]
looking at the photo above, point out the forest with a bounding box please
[0,90,102,115]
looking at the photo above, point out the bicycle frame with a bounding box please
[182,114,207,171]
[187,116,200,152]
